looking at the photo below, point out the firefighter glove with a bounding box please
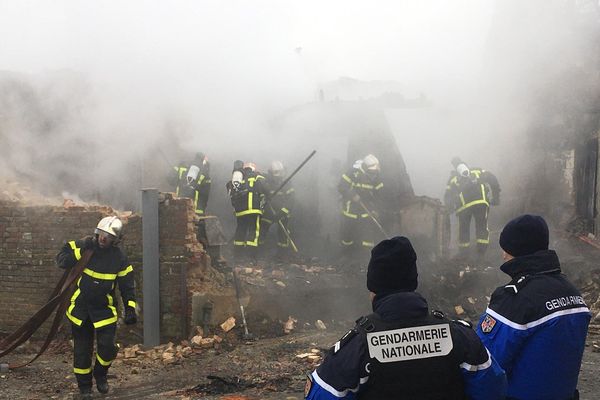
[124,307,137,325]
[278,208,289,220]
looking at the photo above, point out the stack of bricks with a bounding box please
[0,192,206,343]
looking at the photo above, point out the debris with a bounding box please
[271,270,285,279]
[275,281,286,288]
[123,345,140,359]
[191,335,204,346]
[220,317,236,333]
[162,352,176,365]
[454,305,465,315]
[315,320,327,330]
[307,354,321,363]
[283,316,297,334]
[193,326,204,337]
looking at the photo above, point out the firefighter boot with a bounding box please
[96,377,109,394]
[78,387,93,400]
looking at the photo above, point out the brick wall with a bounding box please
[0,193,208,343]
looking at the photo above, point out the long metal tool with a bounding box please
[268,150,316,200]
[232,268,255,341]
[277,219,298,252]
[266,202,298,252]
[262,150,316,252]
[357,198,390,239]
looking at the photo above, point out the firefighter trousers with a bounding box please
[234,213,261,261]
[457,203,489,255]
[260,215,290,248]
[72,319,118,390]
[340,214,375,256]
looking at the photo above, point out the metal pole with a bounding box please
[142,189,160,347]
[268,150,316,199]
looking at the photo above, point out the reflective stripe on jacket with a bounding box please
[57,239,136,329]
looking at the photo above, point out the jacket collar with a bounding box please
[500,249,561,279]
[372,291,429,320]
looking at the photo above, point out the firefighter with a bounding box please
[175,152,212,217]
[305,236,507,400]
[338,154,384,261]
[227,161,269,263]
[56,216,137,398]
[444,157,500,260]
[260,160,295,256]
[170,160,189,198]
[170,153,215,259]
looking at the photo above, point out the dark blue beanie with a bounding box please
[499,214,549,257]
[367,236,418,295]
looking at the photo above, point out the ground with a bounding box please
[1,326,600,400]
[2,236,600,399]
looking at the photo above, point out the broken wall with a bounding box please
[0,193,209,342]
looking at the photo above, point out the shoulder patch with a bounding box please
[480,314,496,334]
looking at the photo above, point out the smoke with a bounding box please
[0,0,599,233]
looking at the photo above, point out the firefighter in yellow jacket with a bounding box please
[170,152,212,216]
[444,157,500,259]
[338,154,384,261]
[227,162,269,263]
[56,216,136,398]
[260,160,295,255]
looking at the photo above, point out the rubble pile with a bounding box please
[0,178,60,206]
[116,334,224,369]
[579,272,600,321]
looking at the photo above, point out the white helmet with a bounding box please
[269,160,284,177]
[95,216,123,241]
[363,154,380,172]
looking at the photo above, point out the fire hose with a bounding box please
[0,249,92,371]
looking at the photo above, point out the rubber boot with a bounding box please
[96,377,109,394]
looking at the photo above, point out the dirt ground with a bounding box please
[1,326,599,400]
[2,235,600,400]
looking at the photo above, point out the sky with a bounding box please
[0,0,596,214]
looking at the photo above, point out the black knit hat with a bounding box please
[367,236,418,295]
[499,214,549,257]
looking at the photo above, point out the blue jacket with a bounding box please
[306,292,506,400]
[477,250,590,400]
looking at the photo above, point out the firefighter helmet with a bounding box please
[269,160,284,177]
[94,216,123,241]
[243,162,257,172]
[363,154,380,172]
